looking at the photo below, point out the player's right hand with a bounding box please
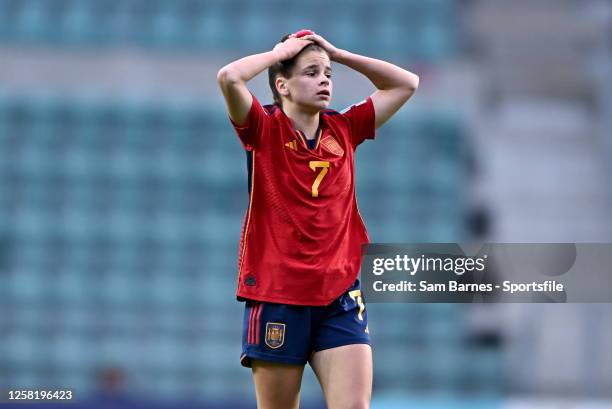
[272,37,313,61]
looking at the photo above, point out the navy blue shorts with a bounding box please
[240,280,370,367]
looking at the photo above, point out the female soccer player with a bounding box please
[217,30,419,409]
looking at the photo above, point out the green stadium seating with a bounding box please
[0,0,457,61]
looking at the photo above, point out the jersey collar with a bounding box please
[278,108,326,150]
[295,128,323,150]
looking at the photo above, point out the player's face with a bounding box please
[286,50,332,111]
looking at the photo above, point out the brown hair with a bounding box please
[268,34,328,106]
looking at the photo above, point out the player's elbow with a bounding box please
[410,73,420,91]
[403,72,419,93]
[217,66,242,88]
[396,73,419,100]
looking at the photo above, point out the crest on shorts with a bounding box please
[320,135,344,156]
[265,322,285,349]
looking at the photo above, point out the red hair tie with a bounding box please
[292,29,314,38]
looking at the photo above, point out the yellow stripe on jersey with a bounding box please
[314,128,322,149]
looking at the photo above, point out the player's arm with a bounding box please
[216,38,314,126]
[300,33,419,129]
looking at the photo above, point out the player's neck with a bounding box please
[283,104,320,140]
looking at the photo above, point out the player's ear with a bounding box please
[276,77,289,98]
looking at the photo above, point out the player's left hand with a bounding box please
[291,32,341,61]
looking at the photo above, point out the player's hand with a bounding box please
[294,33,341,61]
[273,37,314,61]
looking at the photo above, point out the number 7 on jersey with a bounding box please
[309,161,330,197]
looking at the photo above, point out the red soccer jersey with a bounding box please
[230,95,376,306]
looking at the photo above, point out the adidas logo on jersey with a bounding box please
[285,140,298,151]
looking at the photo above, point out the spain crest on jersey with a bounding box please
[320,135,344,156]
[265,322,286,349]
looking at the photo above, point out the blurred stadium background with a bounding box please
[0,0,611,408]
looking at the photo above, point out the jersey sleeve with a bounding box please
[341,97,376,148]
[229,94,268,151]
